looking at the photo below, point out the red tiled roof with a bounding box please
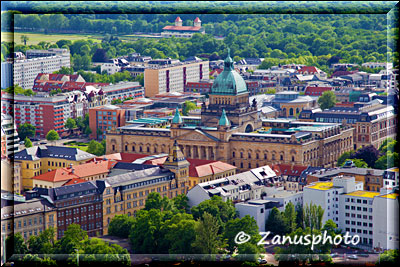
[210,69,223,75]
[187,159,236,177]
[119,153,150,163]
[33,160,113,182]
[175,17,182,22]
[304,86,332,96]
[194,17,201,22]
[33,168,79,182]
[162,26,202,31]
[62,178,87,186]
[298,66,320,74]
[93,153,122,161]
[271,164,308,177]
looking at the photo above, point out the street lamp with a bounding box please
[75,249,79,266]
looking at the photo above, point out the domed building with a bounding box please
[201,48,262,133]
[106,49,354,172]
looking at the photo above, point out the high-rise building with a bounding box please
[144,59,209,97]
[2,49,71,89]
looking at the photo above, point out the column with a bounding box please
[205,147,209,160]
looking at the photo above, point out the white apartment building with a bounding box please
[187,165,277,207]
[263,190,303,208]
[235,199,281,231]
[373,191,399,250]
[1,114,20,156]
[144,60,209,97]
[101,63,121,75]
[12,54,70,90]
[362,62,393,70]
[304,176,363,225]
[304,176,399,250]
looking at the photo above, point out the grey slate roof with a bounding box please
[13,145,96,161]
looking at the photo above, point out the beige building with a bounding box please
[1,196,57,242]
[144,60,209,97]
[1,160,22,194]
[107,51,354,172]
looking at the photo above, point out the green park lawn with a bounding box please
[66,145,89,152]
[1,31,103,45]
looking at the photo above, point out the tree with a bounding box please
[283,202,297,234]
[317,91,336,110]
[108,214,135,238]
[266,88,276,94]
[163,213,197,254]
[17,123,36,141]
[55,224,88,254]
[92,48,109,63]
[144,192,174,211]
[28,227,56,254]
[223,215,262,253]
[65,118,77,132]
[182,101,198,116]
[46,130,60,141]
[265,207,286,235]
[341,158,368,168]
[337,151,353,166]
[303,203,324,230]
[129,209,165,253]
[134,73,144,86]
[24,137,33,148]
[295,202,303,229]
[351,145,379,167]
[6,233,28,261]
[191,195,237,233]
[192,212,224,255]
[87,140,105,156]
[84,126,92,136]
[20,34,29,45]
[375,152,399,170]
[172,194,190,213]
[377,249,400,266]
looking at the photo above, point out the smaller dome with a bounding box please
[175,17,182,22]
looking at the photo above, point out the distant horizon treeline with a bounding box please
[1,10,398,69]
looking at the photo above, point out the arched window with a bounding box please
[289,108,294,116]
[232,151,235,158]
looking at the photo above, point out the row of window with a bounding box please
[345,213,373,220]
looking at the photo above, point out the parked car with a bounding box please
[39,142,47,145]
[358,253,369,258]
[258,258,267,264]
[330,253,339,258]
[347,255,358,260]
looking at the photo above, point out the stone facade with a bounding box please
[106,51,355,172]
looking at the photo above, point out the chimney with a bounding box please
[71,168,75,174]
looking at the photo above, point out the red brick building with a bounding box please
[89,105,126,140]
[2,93,70,138]
[304,86,333,96]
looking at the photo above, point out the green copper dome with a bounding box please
[210,48,248,95]
[172,107,182,124]
[218,109,231,127]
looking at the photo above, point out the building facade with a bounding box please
[107,51,355,172]
[12,146,96,190]
[144,59,209,97]
[11,53,71,89]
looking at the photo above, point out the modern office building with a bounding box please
[144,59,209,97]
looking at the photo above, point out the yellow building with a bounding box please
[13,146,96,190]
[31,160,115,189]
[99,141,189,234]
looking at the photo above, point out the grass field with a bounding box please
[66,145,89,152]
[2,31,161,45]
[1,31,103,45]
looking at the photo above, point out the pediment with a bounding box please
[178,129,219,142]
